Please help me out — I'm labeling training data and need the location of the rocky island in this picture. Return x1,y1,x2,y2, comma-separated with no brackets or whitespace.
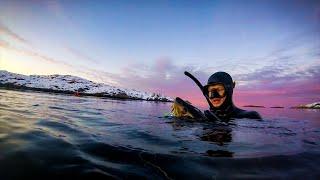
243,105,266,108
270,106,284,108
0,70,172,102
291,102,320,109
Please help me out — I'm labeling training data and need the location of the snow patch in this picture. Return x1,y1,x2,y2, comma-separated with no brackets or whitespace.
0,70,173,102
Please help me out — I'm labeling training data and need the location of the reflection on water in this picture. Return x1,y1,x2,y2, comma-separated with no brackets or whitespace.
0,89,320,179
200,126,232,146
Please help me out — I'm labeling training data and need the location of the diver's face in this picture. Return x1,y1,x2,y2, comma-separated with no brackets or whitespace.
208,84,226,108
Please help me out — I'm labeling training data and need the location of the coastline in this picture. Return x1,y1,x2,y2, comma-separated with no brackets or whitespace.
0,70,173,102
0,85,171,102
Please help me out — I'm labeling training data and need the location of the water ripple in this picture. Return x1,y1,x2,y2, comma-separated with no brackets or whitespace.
0,89,319,178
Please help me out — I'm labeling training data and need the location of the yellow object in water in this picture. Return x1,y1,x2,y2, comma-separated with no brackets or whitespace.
171,100,194,118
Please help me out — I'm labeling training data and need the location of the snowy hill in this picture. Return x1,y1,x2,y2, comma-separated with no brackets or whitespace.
0,70,172,102
292,102,320,109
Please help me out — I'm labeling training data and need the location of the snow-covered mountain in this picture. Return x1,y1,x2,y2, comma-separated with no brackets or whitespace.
292,102,320,109
0,70,172,102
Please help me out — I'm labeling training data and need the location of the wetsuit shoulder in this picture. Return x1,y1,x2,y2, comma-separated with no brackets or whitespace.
233,108,262,119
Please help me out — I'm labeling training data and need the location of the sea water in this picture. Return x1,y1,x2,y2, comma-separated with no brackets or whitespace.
0,89,319,179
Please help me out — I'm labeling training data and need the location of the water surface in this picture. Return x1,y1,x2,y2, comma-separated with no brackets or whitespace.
0,89,319,179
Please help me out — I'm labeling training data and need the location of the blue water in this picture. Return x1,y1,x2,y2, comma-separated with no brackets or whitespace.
0,89,319,179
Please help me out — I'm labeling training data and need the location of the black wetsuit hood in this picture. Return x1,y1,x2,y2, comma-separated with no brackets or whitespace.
203,72,235,119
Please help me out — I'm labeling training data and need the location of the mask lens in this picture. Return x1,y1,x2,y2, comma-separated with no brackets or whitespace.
208,89,225,99
217,89,225,96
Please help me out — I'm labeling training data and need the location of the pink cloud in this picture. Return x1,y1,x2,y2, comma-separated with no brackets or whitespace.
234,70,320,107
0,22,29,45
111,57,319,109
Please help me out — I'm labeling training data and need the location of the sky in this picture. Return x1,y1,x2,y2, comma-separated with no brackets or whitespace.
0,0,319,107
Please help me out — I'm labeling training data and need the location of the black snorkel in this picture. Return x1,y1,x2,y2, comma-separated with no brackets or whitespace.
184,71,221,121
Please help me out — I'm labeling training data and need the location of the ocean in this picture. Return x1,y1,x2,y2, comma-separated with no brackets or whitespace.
0,89,319,179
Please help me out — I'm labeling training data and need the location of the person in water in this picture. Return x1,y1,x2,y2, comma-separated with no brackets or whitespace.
203,72,261,120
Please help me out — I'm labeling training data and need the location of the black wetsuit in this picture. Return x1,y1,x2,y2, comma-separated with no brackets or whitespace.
203,72,261,120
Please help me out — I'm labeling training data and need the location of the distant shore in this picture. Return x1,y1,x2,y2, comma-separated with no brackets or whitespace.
0,84,172,102
243,103,320,109
0,70,173,102
243,105,265,108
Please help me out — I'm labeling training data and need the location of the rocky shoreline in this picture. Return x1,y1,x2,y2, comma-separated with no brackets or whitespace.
0,70,172,102
291,102,320,109
243,104,320,109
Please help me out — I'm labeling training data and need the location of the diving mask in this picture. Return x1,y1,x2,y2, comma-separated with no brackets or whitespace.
208,89,225,99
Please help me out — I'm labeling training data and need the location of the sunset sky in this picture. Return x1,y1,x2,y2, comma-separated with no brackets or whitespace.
0,0,319,107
